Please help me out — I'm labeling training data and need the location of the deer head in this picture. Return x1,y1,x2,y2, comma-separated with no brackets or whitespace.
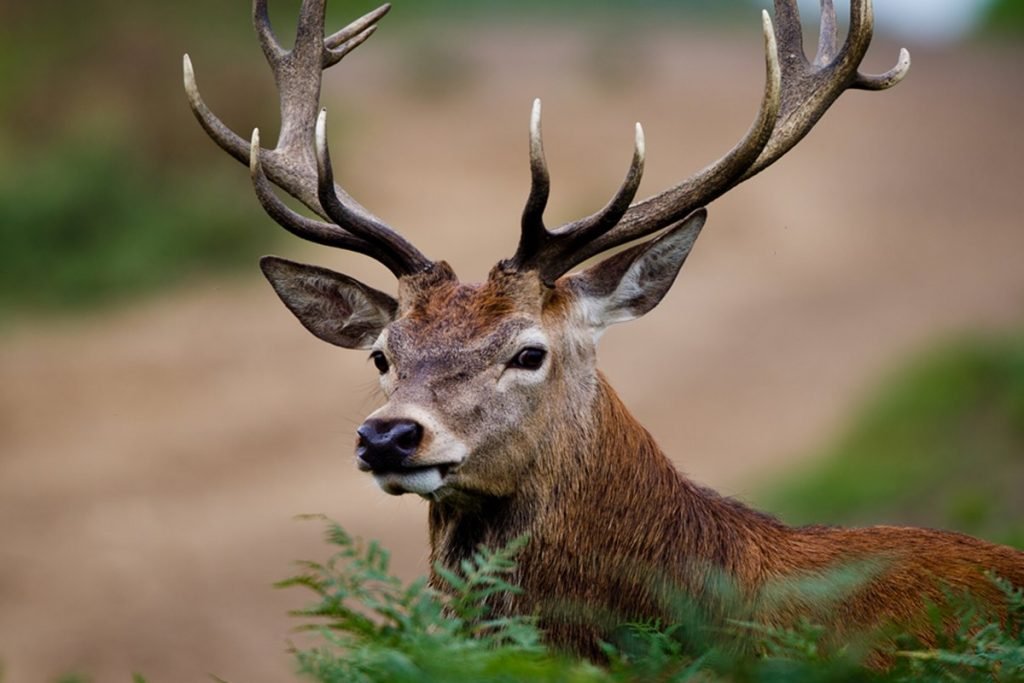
183,0,909,502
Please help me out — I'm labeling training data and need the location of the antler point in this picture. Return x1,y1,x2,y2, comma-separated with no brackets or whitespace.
530,100,544,141
315,109,332,179
249,129,263,173
761,10,777,52
182,53,195,82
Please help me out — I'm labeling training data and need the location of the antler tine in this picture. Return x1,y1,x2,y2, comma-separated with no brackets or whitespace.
274,0,329,158
512,101,647,284
565,11,782,266
253,0,286,65
249,129,410,277
772,0,805,65
854,48,911,91
842,0,873,67
326,3,390,48
315,111,433,276
844,0,910,93
325,25,380,67
743,0,909,178
814,0,839,66
185,1,433,277
558,121,645,245
518,99,552,260
541,0,910,272
183,55,251,167
325,3,391,66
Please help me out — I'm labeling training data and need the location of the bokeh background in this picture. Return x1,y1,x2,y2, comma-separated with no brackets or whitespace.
1,0,1022,680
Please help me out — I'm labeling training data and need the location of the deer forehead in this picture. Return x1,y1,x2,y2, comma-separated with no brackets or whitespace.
386,316,541,369
382,272,577,372
385,264,569,352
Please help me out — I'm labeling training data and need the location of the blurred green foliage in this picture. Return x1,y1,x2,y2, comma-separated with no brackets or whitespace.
0,130,269,320
984,0,1024,34
0,0,278,323
279,517,1024,682
759,332,1024,549
46,674,146,683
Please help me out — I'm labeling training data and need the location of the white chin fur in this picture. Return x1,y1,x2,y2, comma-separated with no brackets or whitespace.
374,468,445,496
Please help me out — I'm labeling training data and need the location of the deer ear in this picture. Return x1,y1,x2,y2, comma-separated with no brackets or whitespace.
567,209,706,331
259,256,398,350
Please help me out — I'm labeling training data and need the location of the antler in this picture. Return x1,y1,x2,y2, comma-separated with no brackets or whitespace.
183,0,433,277
512,0,910,285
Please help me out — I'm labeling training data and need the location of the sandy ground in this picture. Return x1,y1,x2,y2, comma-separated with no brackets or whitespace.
1,24,1023,682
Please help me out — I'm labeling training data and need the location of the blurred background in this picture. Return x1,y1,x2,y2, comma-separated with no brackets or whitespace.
1,0,1022,680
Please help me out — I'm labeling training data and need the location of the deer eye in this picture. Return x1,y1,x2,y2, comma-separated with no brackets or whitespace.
370,350,390,375
509,347,547,371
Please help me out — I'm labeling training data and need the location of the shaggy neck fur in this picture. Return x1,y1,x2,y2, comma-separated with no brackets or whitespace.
428,374,1024,659
428,373,787,655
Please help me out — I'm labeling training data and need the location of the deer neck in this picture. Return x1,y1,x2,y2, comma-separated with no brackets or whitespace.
427,372,784,588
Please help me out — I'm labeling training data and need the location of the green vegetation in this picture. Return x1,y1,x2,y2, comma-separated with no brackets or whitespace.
0,0,277,323
757,333,1024,549
0,130,270,321
47,674,148,683
984,0,1024,35
278,517,1023,682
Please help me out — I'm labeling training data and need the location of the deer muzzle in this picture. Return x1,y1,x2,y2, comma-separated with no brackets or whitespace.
355,407,469,496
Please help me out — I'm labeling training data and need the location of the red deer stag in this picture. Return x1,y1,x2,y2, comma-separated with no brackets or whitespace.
185,0,1024,659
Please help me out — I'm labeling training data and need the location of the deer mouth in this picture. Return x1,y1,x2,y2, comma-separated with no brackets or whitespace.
370,463,457,496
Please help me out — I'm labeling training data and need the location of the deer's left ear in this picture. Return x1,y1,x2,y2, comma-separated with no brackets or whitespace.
566,208,706,331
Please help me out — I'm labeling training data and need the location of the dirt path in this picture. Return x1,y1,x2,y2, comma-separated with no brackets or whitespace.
2,29,1023,682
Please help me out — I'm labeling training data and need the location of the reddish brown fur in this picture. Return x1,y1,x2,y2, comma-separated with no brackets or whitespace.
398,262,551,323
271,255,1024,660
264,198,1024,664
428,363,1024,660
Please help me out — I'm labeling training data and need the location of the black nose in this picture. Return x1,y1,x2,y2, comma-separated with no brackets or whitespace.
356,418,424,471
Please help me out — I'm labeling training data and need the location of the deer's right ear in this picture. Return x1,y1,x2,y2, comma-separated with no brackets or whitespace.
566,209,706,333
259,256,398,350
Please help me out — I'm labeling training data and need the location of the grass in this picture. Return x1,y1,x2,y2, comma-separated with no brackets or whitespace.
756,332,1024,549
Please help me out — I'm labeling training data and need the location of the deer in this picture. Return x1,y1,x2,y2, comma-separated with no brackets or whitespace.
184,0,1024,662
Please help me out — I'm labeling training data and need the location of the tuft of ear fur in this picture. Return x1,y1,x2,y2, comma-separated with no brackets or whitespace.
566,208,706,331
260,256,398,349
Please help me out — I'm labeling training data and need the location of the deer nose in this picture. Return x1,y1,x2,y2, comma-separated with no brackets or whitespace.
356,418,424,471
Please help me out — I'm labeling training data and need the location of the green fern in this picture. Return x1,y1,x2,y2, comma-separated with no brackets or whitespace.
893,574,1024,680
279,517,600,682
277,518,1024,683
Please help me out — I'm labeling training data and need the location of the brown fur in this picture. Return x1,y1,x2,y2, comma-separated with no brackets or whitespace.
270,255,1024,661
425,324,1024,660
